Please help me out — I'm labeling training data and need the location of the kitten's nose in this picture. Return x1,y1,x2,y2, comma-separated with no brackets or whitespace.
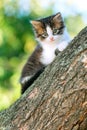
50,37,54,41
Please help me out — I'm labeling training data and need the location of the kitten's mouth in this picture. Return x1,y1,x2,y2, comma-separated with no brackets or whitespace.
50,37,55,42
50,39,55,42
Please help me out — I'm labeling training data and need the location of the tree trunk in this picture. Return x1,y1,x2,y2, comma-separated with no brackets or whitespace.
0,27,87,130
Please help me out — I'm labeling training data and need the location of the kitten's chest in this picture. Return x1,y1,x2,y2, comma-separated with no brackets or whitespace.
40,45,56,65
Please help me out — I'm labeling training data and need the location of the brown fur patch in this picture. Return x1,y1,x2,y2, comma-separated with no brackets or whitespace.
31,20,45,36
37,27,45,36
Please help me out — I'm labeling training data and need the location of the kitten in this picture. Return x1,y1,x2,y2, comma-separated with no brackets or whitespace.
20,12,70,94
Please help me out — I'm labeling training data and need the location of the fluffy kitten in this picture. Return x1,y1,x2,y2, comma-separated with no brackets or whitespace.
20,12,70,94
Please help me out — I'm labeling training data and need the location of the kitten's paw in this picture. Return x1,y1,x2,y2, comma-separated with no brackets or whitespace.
55,49,60,56
20,76,32,84
57,41,69,51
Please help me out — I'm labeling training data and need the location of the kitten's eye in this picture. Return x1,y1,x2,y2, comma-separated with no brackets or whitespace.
42,32,48,38
53,28,59,35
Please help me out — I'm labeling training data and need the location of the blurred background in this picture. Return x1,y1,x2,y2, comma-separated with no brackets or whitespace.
0,0,87,111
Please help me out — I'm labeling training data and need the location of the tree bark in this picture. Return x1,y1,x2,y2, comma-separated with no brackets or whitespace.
0,27,87,130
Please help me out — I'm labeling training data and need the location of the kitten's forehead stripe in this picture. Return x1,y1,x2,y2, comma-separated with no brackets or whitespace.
46,26,52,36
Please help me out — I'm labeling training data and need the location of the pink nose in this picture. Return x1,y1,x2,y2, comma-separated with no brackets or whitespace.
50,37,54,41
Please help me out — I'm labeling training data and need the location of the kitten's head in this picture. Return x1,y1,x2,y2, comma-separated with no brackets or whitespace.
31,12,65,45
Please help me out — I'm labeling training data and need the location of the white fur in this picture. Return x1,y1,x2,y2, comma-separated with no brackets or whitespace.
46,26,53,37
56,28,71,51
20,76,32,84
40,44,56,65
37,26,71,65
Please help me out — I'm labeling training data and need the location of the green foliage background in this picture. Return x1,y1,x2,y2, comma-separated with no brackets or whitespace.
0,0,85,110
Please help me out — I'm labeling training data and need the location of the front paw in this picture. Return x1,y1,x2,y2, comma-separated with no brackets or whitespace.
55,49,60,56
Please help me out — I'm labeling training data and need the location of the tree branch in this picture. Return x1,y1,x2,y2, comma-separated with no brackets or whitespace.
0,26,87,130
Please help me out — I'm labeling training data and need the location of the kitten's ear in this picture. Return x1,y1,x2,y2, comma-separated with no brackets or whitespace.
53,12,63,22
30,20,42,29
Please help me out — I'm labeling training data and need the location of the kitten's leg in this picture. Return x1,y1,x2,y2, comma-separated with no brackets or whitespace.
20,67,45,94
20,45,44,94
20,75,32,84
20,75,33,94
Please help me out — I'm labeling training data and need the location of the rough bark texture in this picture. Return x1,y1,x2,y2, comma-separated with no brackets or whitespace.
0,27,87,130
